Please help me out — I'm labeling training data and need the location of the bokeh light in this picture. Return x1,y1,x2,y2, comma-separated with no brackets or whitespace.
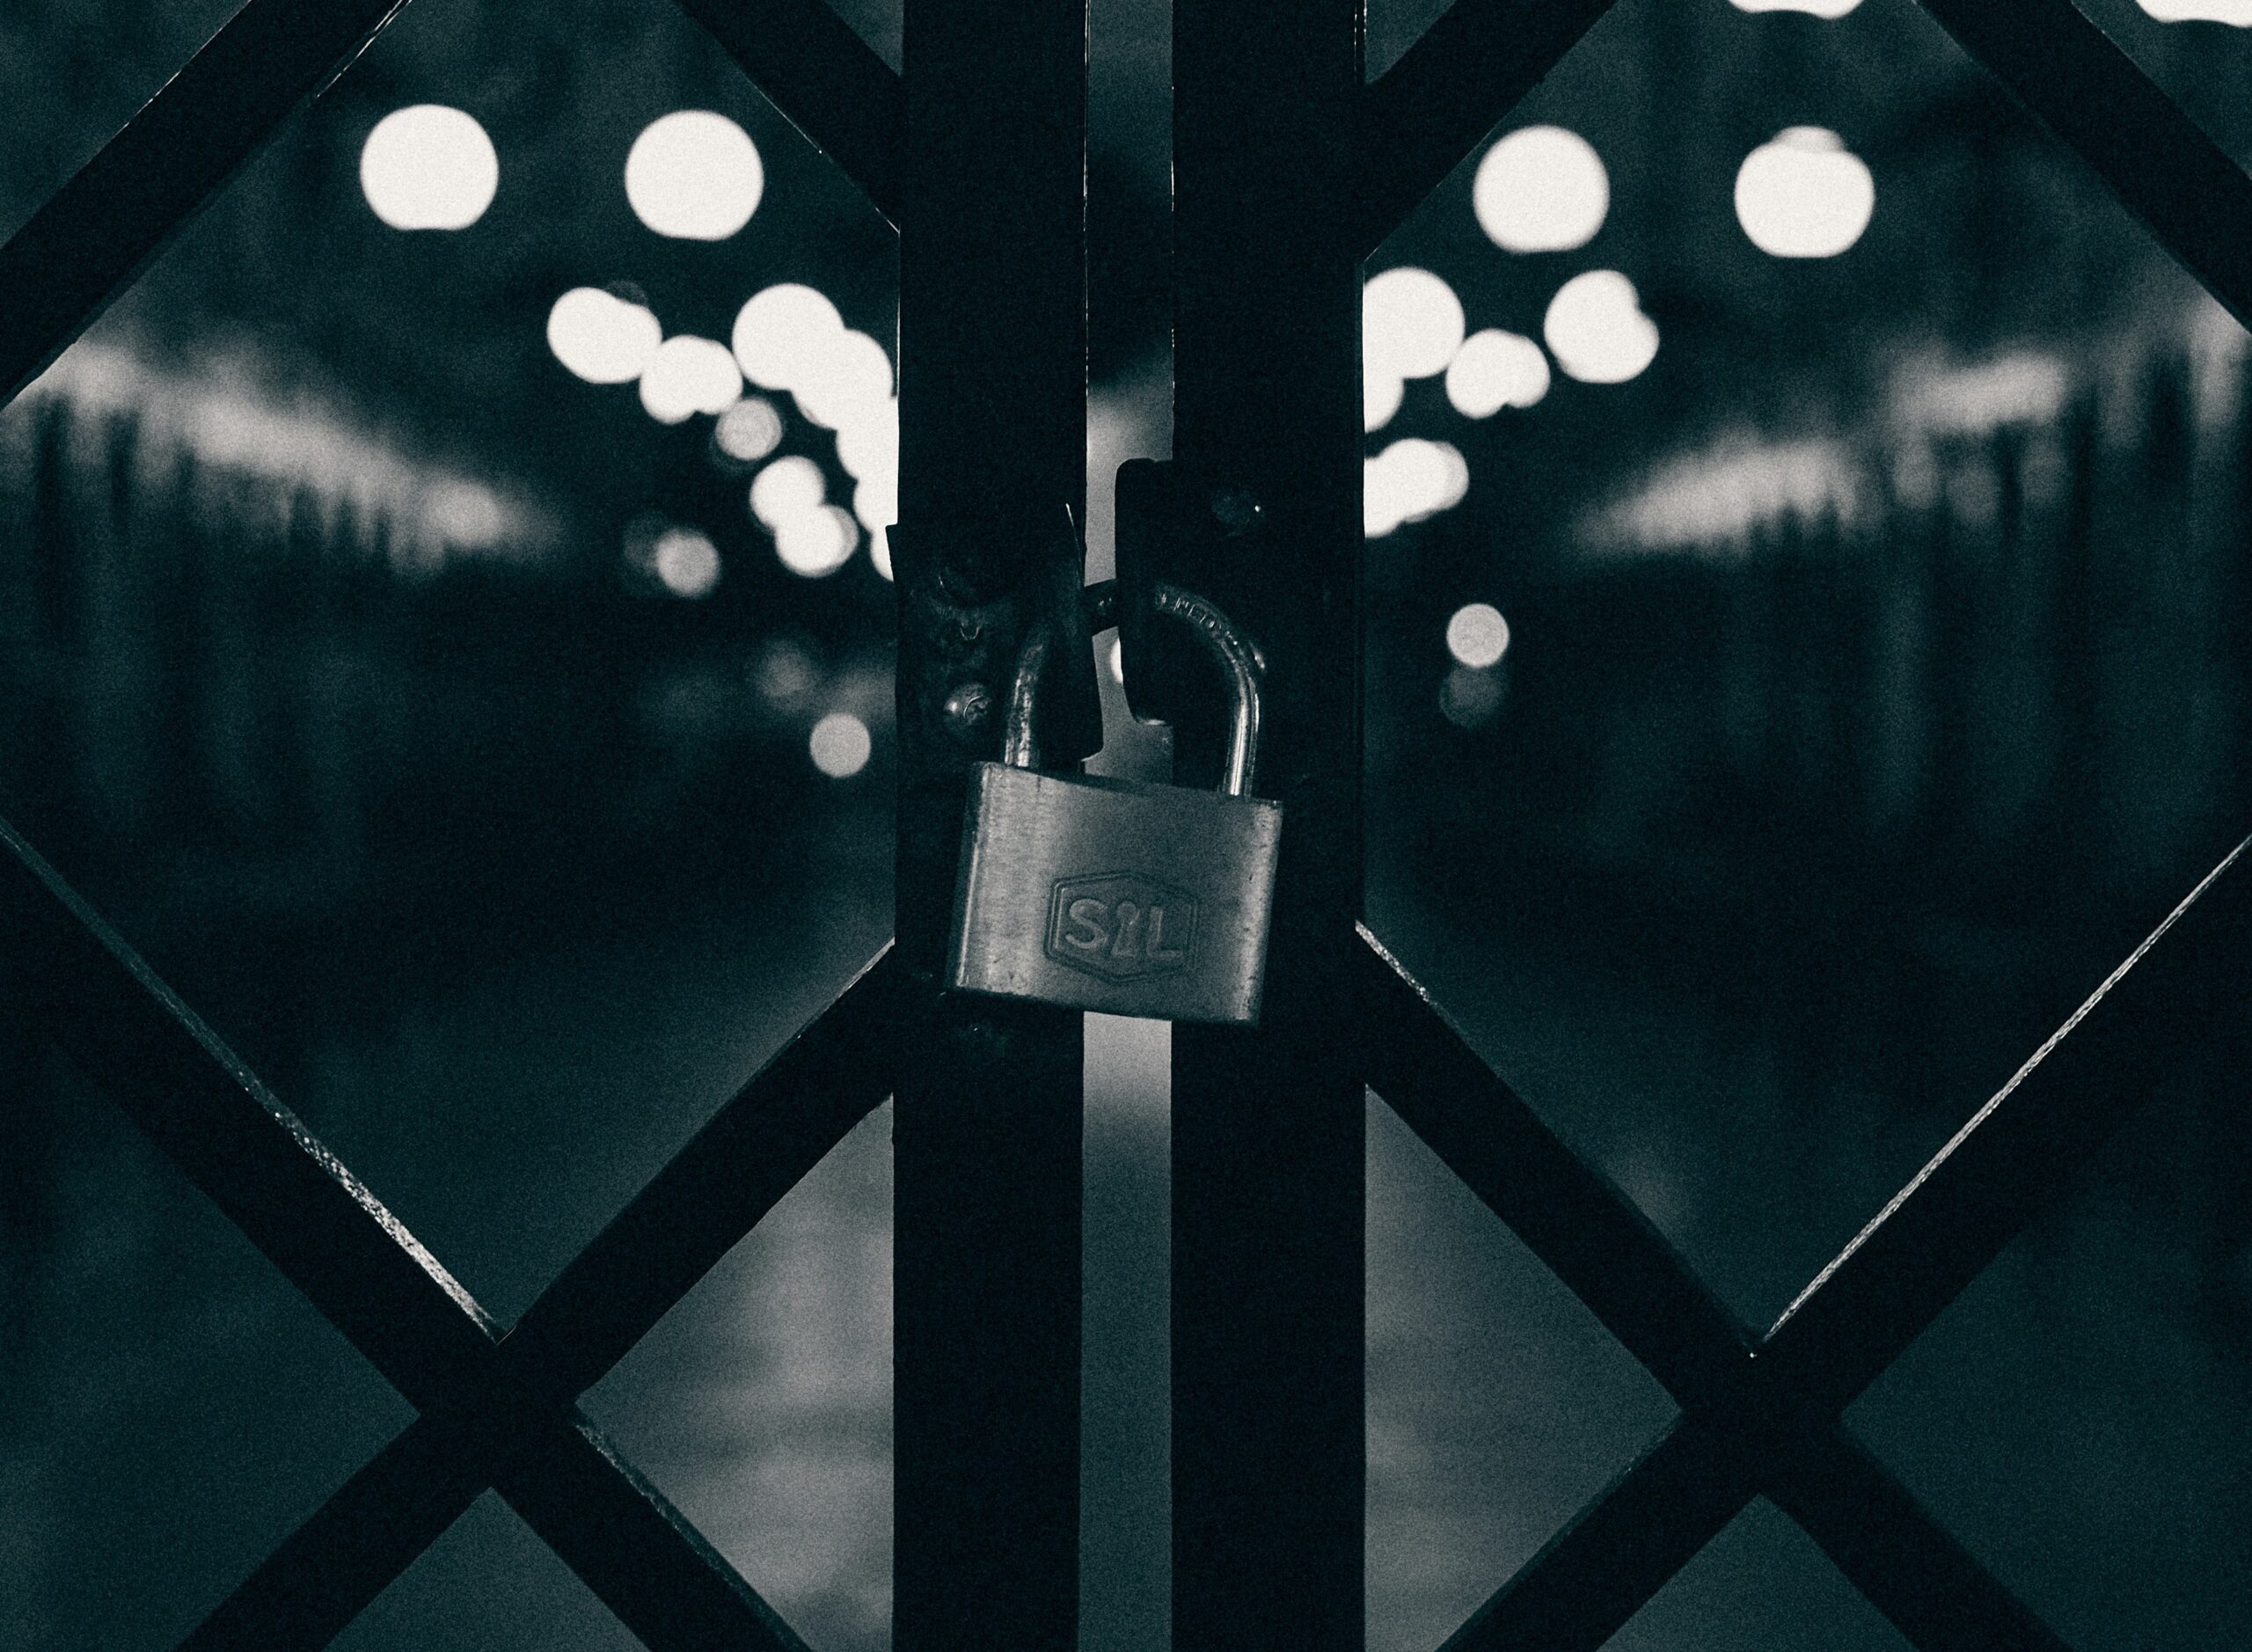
1473,126,1609,253
639,336,742,424
713,397,786,463
1365,372,1405,434
1364,268,1466,382
809,712,873,778
1365,439,1469,538
1735,128,1875,258
750,637,820,710
1729,0,1861,13
1440,666,1505,729
1445,603,1511,669
777,508,855,577
836,399,899,480
360,106,497,231
733,284,846,391
750,455,826,527
794,330,894,430
1543,271,1660,384
854,472,898,535
625,111,763,240
1446,330,1550,417
2136,0,2252,17
546,288,662,384
651,526,721,598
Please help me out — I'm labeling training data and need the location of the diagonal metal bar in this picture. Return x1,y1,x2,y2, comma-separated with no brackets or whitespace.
0,812,495,1409
500,942,900,1400
1915,0,2252,333
1770,1427,2072,1652
0,813,887,1646
0,0,411,408
494,1417,818,1652
1354,920,2104,1648
672,0,904,226
179,939,894,1647
1764,832,2252,1413
1354,924,1751,1409
1356,0,1618,258
1438,1413,1758,1652
180,1416,485,1652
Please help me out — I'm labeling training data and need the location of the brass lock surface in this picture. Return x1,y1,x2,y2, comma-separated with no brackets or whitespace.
946,583,1283,1025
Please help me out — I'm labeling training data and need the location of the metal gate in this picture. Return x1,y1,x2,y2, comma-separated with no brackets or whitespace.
2,0,2247,1648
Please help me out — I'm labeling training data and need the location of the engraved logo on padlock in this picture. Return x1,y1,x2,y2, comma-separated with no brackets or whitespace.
1047,874,1198,980
946,582,1281,1026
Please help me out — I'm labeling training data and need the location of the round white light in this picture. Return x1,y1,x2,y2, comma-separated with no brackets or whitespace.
625,111,763,240
1735,128,1875,259
1365,371,1405,434
809,712,873,778
750,455,826,527
713,397,785,463
836,398,899,481
1446,330,1550,417
651,526,721,598
1445,603,1510,669
1543,271,1659,385
360,106,498,231
2136,0,2252,18
546,288,662,384
1473,126,1609,253
776,507,854,577
868,525,894,581
854,472,898,533
732,284,845,391
1365,438,1469,539
794,330,894,430
1729,0,1862,14
639,335,742,424
1364,267,1466,381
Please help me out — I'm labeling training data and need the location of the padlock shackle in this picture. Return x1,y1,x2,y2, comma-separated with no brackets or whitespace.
1003,580,1263,796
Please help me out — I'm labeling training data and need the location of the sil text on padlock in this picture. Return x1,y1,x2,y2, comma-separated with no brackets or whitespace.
946,583,1282,1026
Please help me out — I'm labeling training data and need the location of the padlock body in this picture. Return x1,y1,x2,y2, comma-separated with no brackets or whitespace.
947,764,1282,1025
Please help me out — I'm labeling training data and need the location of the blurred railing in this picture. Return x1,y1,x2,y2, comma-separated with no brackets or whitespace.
0,388,892,946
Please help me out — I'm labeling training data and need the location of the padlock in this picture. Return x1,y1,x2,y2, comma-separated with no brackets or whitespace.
947,582,1283,1025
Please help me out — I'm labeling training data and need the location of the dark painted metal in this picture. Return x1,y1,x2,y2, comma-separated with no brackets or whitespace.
0,814,497,1409
1765,832,2252,1411
0,0,412,407
891,0,1086,1645
492,1419,815,1652
501,944,901,1399
671,0,904,225
1356,0,1620,258
179,1418,483,1652
1770,1428,2072,1652
1362,823,2252,1650
0,811,896,1645
1440,1416,1760,1652
1915,0,2252,333
172,952,895,1644
1356,925,1752,1408
1167,1,1366,1645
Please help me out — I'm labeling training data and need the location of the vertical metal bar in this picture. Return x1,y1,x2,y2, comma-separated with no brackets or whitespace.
1168,1,1365,1645
892,1,1087,1647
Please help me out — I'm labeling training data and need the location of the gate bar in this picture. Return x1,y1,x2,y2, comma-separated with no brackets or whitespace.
0,0,410,405
1168,0,1367,1644
892,0,1088,1645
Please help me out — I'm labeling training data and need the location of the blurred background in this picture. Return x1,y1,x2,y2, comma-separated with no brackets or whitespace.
3,0,2250,1646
